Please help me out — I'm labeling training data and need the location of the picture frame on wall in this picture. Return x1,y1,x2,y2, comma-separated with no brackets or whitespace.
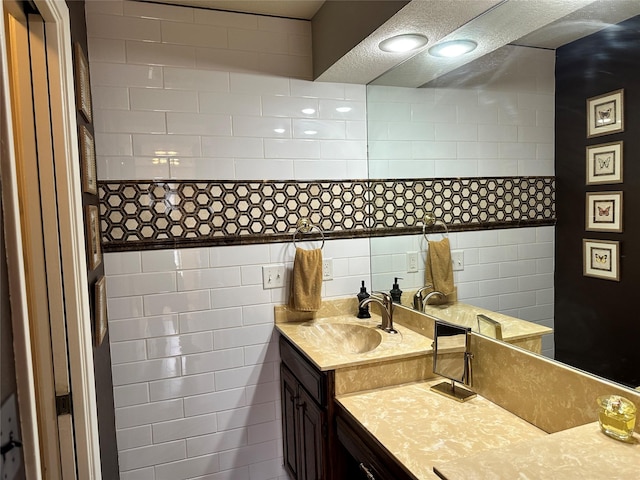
79,124,97,195
85,205,102,270
587,89,624,138
586,141,623,185
586,191,622,233
74,42,93,123
94,276,108,347
583,238,620,281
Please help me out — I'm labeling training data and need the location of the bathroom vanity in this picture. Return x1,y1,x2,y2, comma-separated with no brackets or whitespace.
275,298,639,480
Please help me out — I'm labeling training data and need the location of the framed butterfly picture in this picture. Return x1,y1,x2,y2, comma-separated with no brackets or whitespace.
583,239,620,281
586,191,622,232
587,89,624,138
586,141,623,185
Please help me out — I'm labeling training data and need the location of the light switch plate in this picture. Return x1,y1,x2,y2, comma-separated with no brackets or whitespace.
262,264,285,289
322,258,333,280
451,250,464,271
1,394,22,480
407,251,419,273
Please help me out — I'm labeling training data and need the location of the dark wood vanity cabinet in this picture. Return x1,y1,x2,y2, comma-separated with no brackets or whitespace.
280,336,337,480
281,364,326,480
279,334,409,480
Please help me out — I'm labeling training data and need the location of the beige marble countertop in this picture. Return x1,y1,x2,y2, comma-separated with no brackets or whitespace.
421,302,552,342
336,380,547,480
433,422,640,479
275,314,433,371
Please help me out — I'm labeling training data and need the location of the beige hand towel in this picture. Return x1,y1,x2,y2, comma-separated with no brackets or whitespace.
289,247,323,312
425,237,455,304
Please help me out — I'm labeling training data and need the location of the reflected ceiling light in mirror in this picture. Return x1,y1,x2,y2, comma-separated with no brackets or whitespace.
303,130,318,135
379,33,428,53
429,39,477,57
336,106,352,113
301,108,316,115
273,128,286,134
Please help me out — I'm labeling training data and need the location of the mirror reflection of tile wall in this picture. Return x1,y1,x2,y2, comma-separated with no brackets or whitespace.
367,46,556,358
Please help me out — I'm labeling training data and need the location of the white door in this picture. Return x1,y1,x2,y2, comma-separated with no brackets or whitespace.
3,2,75,478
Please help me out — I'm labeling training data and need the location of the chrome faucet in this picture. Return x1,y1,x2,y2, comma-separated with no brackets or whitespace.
359,291,398,334
413,285,434,310
413,287,445,312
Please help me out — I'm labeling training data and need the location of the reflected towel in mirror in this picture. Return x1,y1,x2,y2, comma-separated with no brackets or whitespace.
289,247,323,312
425,237,455,304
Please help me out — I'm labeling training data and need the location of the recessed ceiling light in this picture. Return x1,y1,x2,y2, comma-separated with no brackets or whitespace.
429,39,477,58
379,33,428,53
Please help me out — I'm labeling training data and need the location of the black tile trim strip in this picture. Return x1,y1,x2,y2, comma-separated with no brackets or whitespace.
99,177,555,252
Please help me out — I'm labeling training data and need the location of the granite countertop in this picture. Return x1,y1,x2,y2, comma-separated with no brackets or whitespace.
336,380,548,480
433,422,640,479
421,302,552,342
275,314,433,371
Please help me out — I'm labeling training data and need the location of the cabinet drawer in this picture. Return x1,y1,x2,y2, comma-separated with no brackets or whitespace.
279,335,327,407
336,414,415,480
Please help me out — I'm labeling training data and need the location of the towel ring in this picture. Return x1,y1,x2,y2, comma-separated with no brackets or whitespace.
292,218,325,249
422,213,449,242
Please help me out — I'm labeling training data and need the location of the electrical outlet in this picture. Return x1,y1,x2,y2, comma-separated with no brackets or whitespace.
407,251,418,273
1,394,22,480
322,258,333,280
262,264,285,289
451,250,464,271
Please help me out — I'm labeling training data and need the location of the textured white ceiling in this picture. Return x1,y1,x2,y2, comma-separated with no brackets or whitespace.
314,0,503,84
369,0,640,87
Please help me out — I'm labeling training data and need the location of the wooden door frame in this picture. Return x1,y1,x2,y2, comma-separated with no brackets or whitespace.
0,0,101,478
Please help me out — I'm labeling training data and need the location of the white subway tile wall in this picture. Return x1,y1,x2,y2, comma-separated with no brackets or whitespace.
88,1,554,478
87,0,367,183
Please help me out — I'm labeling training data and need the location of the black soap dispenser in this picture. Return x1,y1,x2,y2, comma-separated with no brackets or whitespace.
357,280,371,318
390,277,403,304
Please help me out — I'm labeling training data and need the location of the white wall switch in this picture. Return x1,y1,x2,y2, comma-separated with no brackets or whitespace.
407,251,419,273
322,258,333,280
262,264,285,289
451,250,464,271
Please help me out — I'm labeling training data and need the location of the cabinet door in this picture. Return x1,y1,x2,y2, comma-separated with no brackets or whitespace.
297,386,326,480
281,365,300,479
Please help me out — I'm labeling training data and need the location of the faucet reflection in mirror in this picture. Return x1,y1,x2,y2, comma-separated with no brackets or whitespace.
413,286,445,311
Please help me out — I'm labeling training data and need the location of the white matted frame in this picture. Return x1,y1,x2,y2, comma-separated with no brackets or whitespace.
73,41,92,123
586,141,623,185
586,191,623,233
94,276,107,347
587,89,624,138
583,239,620,281
79,124,97,194
85,205,102,270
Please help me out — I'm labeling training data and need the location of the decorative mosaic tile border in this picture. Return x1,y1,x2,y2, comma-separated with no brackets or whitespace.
99,177,555,252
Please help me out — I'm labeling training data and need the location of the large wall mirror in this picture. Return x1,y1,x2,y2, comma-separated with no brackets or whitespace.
365,1,640,389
